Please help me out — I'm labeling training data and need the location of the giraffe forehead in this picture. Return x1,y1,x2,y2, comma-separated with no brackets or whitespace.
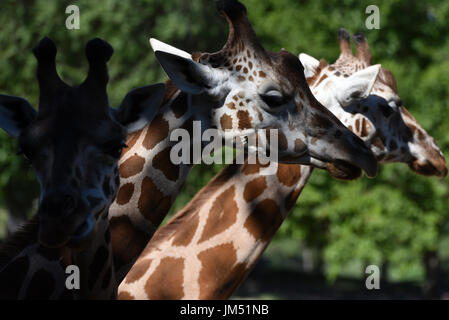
20,115,125,149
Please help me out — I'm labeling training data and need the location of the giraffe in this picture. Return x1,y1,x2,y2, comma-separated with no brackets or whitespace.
0,37,166,299
109,0,377,282
301,29,447,177
117,29,447,300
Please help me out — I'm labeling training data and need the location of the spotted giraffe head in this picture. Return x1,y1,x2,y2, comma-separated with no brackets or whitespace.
0,38,166,248
300,29,447,178
150,0,378,178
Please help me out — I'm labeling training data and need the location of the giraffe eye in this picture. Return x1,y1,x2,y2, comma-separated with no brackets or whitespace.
260,91,287,108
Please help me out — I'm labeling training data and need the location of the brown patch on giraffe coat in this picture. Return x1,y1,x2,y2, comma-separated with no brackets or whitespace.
119,154,146,179
378,68,398,93
355,119,361,133
278,131,288,151
227,102,236,110
305,59,329,86
153,147,180,182
277,164,302,187
110,215,151,272
259,71,267,78
361,118,371,137
198,243,243,299
118,290,135,300
372,130,386,150
199,186,238,243
316,74,328,86
237,110,252,130
244,199,282,242
145,257,185,300
115,183,134,205
242,163,261,175
294,139,306,153
372,136,385,149
122,129,143,156
142,114,169,150
163,79,181,103
220,114,233,130
138,176,172,225
171,213,200,246
125,259,152,284
243,177,267,202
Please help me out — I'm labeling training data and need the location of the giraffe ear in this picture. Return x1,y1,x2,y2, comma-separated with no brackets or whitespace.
299,53,320,78
149,38,192,60
154,51,216,95
336,64,381,107
0,95,37,138
114,83,166,134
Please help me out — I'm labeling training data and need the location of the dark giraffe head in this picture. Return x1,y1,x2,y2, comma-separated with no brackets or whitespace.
0,37,166,248
150,0,378,178
300,29,447,178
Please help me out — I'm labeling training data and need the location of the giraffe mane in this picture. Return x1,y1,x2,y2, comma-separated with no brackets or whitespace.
0,216,39,268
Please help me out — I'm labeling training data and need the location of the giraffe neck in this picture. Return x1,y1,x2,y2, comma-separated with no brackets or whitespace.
109,81,225,281
118,162,314,300
0,208,117,300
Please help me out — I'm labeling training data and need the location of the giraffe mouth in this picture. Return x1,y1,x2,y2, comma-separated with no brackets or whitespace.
325,160,363,181
309,157,364,180
72,213,95,241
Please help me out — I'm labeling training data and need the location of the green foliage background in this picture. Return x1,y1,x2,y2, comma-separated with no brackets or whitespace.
0,0,448,287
